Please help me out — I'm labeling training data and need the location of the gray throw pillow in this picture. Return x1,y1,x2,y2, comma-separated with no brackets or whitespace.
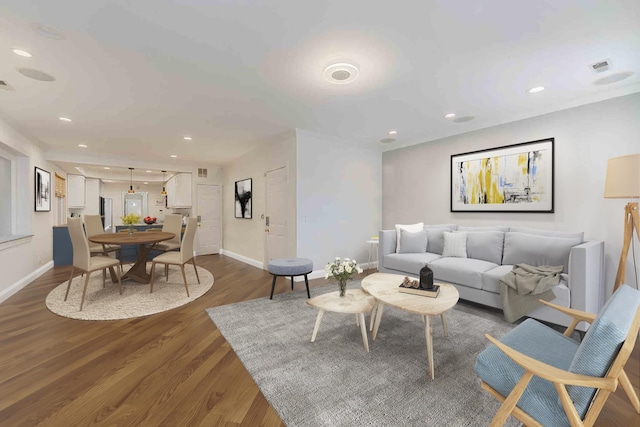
502,232,582,273
466,231,505,264
398,229,428,253
424,226,457,254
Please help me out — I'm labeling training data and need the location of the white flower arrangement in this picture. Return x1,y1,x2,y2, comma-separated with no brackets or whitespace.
324,257,363,283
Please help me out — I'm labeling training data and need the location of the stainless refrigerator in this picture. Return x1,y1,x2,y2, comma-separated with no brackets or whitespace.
101,197,113,232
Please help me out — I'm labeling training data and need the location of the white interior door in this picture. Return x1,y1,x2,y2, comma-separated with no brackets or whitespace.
265,167,287,264
196,184,221,255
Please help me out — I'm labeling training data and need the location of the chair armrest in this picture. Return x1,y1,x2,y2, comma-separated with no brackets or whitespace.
538,300,597,336
484,334,617,391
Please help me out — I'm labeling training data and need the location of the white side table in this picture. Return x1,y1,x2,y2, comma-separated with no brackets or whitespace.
366,239,379,271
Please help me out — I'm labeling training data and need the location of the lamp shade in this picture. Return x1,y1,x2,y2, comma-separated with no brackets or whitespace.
604,154,640,199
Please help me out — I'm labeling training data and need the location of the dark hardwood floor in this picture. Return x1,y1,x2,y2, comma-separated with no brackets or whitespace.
0,254,638,426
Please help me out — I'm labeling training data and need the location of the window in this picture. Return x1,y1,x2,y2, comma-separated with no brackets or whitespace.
0,142,30,248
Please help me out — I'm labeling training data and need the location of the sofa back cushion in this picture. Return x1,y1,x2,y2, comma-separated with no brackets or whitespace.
509,226,584,242
424,224,458,255
459,226,510,232
502,232,581,273
466,231,505,265
567,285,640,417
398,229,428,253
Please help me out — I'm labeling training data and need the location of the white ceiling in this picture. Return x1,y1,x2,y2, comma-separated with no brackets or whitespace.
1,0,639,180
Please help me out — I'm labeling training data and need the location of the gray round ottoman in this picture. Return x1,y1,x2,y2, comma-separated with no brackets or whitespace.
268,258,313,299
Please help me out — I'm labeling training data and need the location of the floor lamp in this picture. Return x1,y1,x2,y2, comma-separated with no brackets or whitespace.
604,153,640,292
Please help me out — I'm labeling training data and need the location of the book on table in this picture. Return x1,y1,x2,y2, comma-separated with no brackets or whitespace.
398,283,440,298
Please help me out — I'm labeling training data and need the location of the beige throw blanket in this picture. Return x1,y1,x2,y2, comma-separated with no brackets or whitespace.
499,264,563,323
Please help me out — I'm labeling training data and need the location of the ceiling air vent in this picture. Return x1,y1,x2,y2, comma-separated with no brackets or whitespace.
198,168,208,178
0,80,15,91
590,59,611,73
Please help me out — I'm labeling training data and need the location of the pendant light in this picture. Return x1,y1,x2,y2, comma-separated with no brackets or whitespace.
161,170,167,195
128,168,135,193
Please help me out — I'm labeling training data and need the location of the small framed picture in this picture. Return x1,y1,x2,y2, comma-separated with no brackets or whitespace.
35,167,51,212
235,178,252,219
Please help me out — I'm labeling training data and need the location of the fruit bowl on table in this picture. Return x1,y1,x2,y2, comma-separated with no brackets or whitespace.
143,217,157,225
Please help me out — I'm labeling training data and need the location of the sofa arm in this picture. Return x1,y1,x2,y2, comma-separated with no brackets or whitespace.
568,240,604,319
378,230,397,267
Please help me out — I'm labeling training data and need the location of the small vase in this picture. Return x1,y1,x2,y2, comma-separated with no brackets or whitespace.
128,225,135,236
338,279,347,297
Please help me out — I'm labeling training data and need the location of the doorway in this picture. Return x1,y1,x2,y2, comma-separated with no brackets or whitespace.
195,184,222,255
265,167,287,265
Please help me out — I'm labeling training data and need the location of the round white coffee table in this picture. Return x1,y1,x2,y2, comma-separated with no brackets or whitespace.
361,272,459,379
306,289,376,352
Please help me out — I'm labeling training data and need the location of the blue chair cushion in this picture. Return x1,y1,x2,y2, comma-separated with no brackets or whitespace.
475,318,580,427
567,285,640,417
268,258,313,276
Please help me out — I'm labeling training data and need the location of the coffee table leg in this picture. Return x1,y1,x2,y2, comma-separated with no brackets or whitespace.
441,313,448,337
372,302,385,341
359,313,369,352
369,303,378,331
424,315,434,380
311,310,324,342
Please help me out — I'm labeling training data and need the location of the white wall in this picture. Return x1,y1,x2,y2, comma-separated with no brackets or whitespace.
382,92,640,296
0,116,58,301
296,129,382,272
222,131,297,267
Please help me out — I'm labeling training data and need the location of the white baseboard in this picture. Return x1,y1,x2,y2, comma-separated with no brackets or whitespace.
220,249,264,270
0,260,54,304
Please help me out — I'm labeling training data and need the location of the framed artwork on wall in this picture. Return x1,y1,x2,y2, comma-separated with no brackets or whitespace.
35,167,52,212
235,178,252,219
450,138,554,213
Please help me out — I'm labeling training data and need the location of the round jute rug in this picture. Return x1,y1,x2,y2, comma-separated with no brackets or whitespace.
46,264,213,321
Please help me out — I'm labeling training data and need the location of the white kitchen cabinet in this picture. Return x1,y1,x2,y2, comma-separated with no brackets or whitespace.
166,173,192,208
67,174,86,208
84,178,102,215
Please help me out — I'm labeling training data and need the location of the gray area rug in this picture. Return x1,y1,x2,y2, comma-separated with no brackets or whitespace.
207,282,518,426
47,264,213,320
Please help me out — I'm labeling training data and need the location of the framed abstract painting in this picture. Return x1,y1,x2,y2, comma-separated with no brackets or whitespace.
235,178,252,218
451,138,554,213
35,167,51,212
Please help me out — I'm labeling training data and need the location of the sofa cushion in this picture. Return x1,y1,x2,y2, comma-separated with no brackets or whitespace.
502,232,581,273
395,222,424,253
509,226,584,242
383,252,442,275
423,224,457,255
442,231,468,258
475,318,580,427
466,231,505,265
398,229,428,253
429,257,497,289
567,285,640,418
459,226,510,232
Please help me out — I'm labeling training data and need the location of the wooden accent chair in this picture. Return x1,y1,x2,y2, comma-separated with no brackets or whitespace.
149,217,199,297
84,214,123,272
475,284,640,426
65,217,123,311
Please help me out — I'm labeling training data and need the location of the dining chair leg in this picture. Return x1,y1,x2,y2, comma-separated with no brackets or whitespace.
165,264,169,281
64,266,76,301
191,258,200,284
116,268,123,295
150,262,156,293
102,269,106,288
180,265,190,297
79,271,92,311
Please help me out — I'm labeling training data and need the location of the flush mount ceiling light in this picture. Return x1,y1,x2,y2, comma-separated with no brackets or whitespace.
444,113,456,119
323,62,359,84
128,168,135,194
12,48,32,57
528,86,545,94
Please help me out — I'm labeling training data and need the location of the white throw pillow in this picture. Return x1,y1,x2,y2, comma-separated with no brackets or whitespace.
395,222,424,253
442,231,468,258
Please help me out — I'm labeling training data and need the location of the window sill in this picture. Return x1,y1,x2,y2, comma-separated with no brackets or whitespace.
0,235,33,251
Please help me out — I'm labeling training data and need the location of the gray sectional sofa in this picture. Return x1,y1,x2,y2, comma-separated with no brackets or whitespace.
378,224,604,331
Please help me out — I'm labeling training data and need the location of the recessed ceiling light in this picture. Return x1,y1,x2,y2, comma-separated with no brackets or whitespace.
78,144,88,148
170,155,177,158
183,136,192,141
59,117,72,122
388,130,397,135
17,67,55,81
323,62,359,84
146,170,152,173
104,167,110,170
528,86,545,94
143,182,149,185
12,49,32,58
444,113,456,119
